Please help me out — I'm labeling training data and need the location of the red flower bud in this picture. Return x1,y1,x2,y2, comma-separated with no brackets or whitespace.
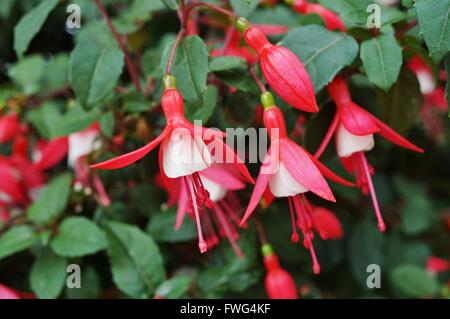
0,113,22,144
238,19,318,113
312,206,343,240
262,245,298,299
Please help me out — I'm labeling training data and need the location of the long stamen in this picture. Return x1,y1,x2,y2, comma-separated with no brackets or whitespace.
358,152,386,232
306,233,321,275
288,197,299,243
214,204,244,258
185,176,208,253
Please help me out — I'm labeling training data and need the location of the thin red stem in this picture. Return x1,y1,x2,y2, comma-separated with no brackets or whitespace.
358,152,386,232
94,0,141,92
186,2,238,19
396,20,418,37
314,113,339,159
165,29,187,75
249,66,267,93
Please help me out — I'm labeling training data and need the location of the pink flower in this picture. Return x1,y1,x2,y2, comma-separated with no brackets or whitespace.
0,284,20,299
289,0,346,32
92,75,253,253
311,206,343,240
0,113,23,144
315,76,424,231
241,92,354,273
426,256,450,274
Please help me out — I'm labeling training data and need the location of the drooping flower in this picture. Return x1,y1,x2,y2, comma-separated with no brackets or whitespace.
163,164,251,257
315,76,424,231
426,256,450,274
241,92,354,273
68,123,110,207
262,244,298,299
311,206,343,240
287,0,346,32
236,17,318,113
92,75,253,253
0,284,20,299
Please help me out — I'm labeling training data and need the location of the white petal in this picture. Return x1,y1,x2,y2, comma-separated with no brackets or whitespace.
200,175,227,202
68,128,101,167
336,124,375,158
0,191,13,204
162,128,211,178
269,162,308,197
416,71,436,94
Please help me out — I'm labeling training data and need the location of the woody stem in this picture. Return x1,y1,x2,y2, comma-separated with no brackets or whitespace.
94,0,142,92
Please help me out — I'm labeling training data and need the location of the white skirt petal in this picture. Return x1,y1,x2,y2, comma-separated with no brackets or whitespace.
336,124,375,158
163,128,212,178
269,162,308,198
68,129,101,167
200,175,227,202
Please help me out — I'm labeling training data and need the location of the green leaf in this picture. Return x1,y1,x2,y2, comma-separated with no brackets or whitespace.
390,264,440,298
348,220,384,286
155,276,192,299
42,53,69,91
209,56,247,72
318,0,406,29
416,0,450,63
65,266,101,299
30,252,67,299
361,33,402,91
161,35,209,105
147,207,197,242
282,25,359,92
105,221,166,298
377,69,422,134
9,55,46,95
13,0,59,58
51,217,108,257
185,85,218,122
54,103,100,137
28,173,73,225
230,0,259,17
100,111,115,138
249,6,298,27
0,225,38,260
69,37,124,110
27,102,63,139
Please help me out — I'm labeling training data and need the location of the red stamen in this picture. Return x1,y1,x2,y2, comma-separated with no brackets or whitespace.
288,197,299,243
184,175,208,253
358,152,386,232
214,205,244,258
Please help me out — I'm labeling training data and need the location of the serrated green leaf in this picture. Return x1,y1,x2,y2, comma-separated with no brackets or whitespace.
105,221,165,298
0,225,38,260
69,37,124,110
360,33,403,91
100,111,115,138
161,35,209,105
28,173,73,225
185,85,218,122
282,25,359,91
51,217,108,257
14,0,59,58
390,264,440,298
416,0,450,63
30,252,67,299
147,207,197,242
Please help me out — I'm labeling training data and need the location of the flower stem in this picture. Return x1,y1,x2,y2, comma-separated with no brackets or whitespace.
186,1,239,20
165,29,187,75
94,0,142,93
314,113,339,159
396,20,418,37
249,66,267,93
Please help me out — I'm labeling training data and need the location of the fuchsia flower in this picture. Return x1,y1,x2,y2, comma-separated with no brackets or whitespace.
315,76,424,231
68,124,110,207
92,75,253,253
236,17,318,113
241,92,354,273
0,113,23,144
262,244,298,299
426,256,450,274
0,284,20,299
163,164,251,257
288,0,346,32
311,206,343,240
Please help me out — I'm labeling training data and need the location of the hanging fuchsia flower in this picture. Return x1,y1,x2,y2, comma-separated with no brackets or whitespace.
92,75,253,253
236,17,318,113
0,113,23,144
163,164,251,257
287,0,346,32
262,244,298,299
68,124,110,207
426,256,450,274
241,92,353,273
0,284,20,299
314,76,424,231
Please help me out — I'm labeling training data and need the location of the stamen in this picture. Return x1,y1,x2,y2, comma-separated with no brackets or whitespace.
288,197,299,243
185,176,208,253
306,233,321,275
214,205,244,258
358,152,386,232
